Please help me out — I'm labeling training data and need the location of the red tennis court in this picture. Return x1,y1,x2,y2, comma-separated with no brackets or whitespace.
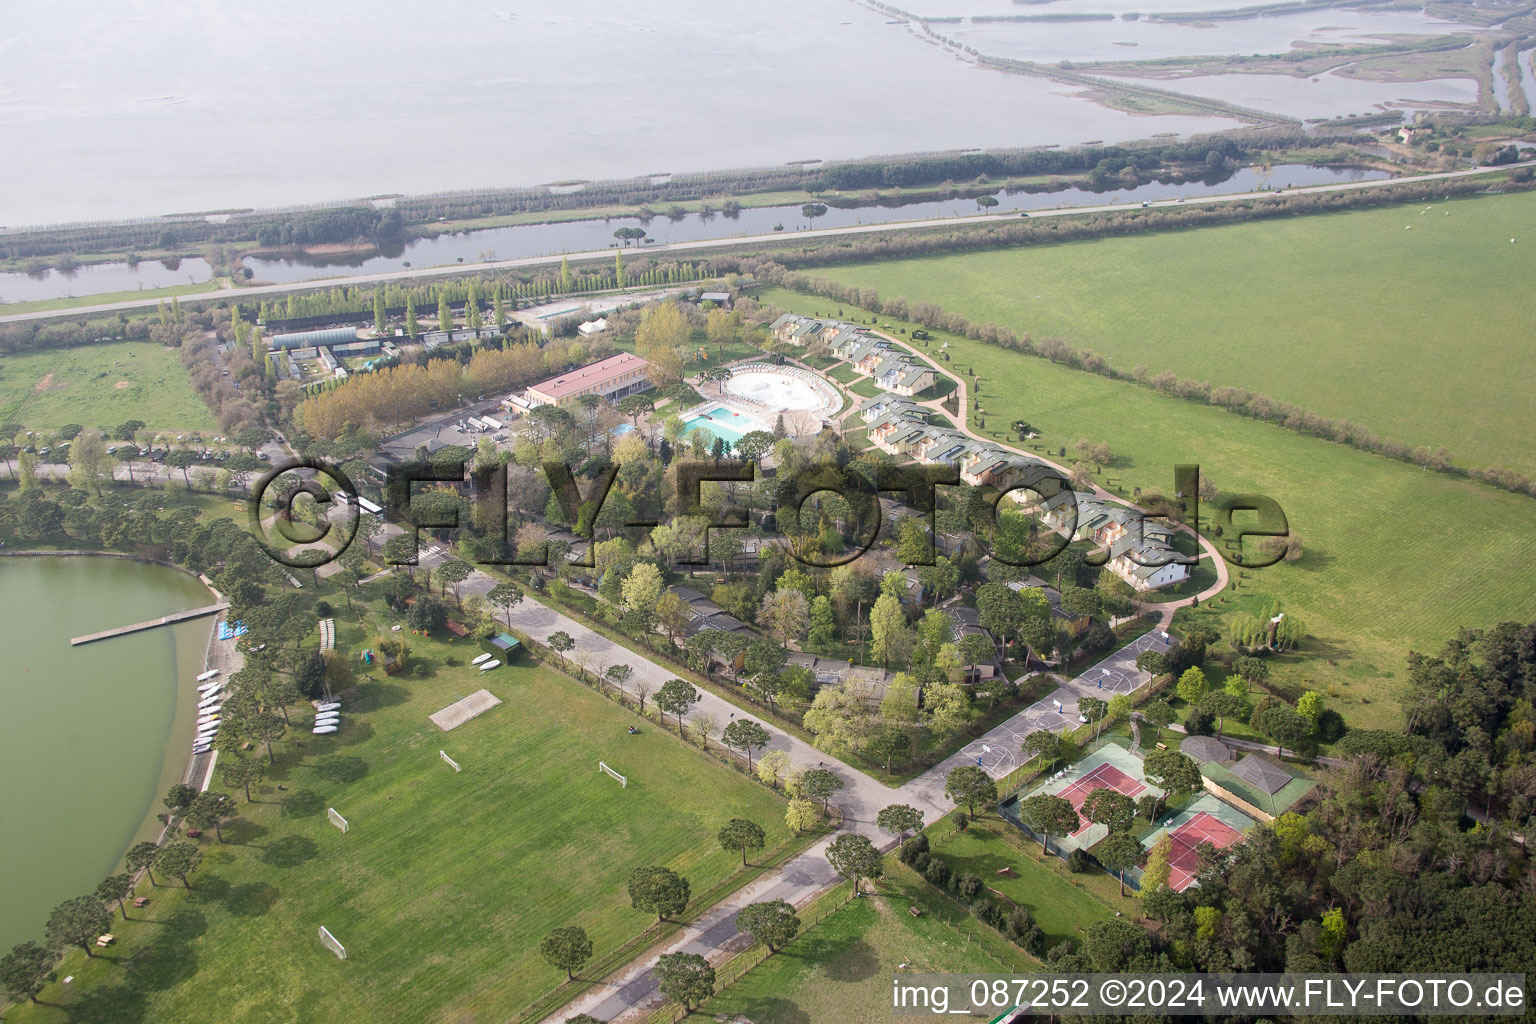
1057,762,1147,836
1165,811,1245,891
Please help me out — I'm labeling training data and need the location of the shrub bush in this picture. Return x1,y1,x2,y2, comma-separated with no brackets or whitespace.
924,858,951,887
1067,849,1092,873
954,872,983,901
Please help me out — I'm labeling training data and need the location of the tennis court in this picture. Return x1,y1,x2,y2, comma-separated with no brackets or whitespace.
1058,762,1148,836
1002,742,1165,854
1141,795,1255,892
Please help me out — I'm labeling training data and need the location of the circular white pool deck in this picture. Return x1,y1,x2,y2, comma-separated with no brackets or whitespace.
722,364,841,416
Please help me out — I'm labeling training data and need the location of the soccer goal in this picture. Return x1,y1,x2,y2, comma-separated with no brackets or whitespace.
327,808,349,833
318,925,347,960
598,761,627,788
440,750,461,773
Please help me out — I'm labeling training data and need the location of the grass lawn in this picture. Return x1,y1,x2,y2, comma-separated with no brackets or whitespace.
11,610,793,1024
694,870,1034,1024
782,190,1536,475
0,280,222,316
0,341,215,434
765,287,1536,730
925,814,1133,945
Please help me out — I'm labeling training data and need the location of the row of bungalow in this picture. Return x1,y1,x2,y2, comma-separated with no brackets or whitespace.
860,395,1191,592
770,314,936,397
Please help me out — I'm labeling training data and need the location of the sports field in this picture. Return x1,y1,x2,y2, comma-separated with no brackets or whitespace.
794,190,1536,475
10,639,791,1024
0,341,215,433
763,287,1536,729
699,872,1036,1024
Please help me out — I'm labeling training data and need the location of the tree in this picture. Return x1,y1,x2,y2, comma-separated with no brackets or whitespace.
826,833,882,896
722,719,770,773
186,790,234,843
548,630,575,670
867,726,912,772
737,899,800,953
1143,699,1176,742
1022,729,1065,772
718,818,767,866
1096,830,1143,896
539,926,593,981
0,941,53,1004
1140,834,1173,894
1296,690,1325,724
1143,748,1202,796
1176,666,1210,705
654,952,715,1012
801,767,844,813
628,865,689,922
757,588,810,648
45,895,111,957
154,841,202,889
163,782,196,820
755,749,791,789
485,582,525,628
620,562,664,613
1081,788,1136,834
1198,691,1247,741
96,873,134,920
436,558,472,607
218,755,265,803
1018,793,1080,853
68,429,110,496
877,804,925,843
945,765,998,818
655,679,702,736
868,592,908,669
125,841,159,886
786,797,819,833
1079,695,1108,741
1254,703,1313,758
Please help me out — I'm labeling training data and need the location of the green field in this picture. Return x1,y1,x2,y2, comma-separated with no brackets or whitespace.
0,342,215,434
794,190,1536,476
697,869,1034,1024
764,287,1536,730
925,815,1132,944
11,630,793,1024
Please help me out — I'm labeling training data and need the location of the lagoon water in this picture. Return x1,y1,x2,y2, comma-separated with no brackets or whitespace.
0,557,211,951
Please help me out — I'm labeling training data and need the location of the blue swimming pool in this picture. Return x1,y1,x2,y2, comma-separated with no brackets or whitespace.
679,404,766,446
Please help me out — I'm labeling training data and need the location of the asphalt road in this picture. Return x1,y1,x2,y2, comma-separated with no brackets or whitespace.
2,161,1524,327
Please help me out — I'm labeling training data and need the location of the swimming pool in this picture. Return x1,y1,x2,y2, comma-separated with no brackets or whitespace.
679,403,767,446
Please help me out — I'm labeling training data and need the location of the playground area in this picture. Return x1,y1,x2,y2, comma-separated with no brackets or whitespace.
1139,794,1254,892
1002,742,1163,855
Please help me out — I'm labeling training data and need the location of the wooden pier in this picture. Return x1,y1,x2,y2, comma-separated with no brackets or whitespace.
70,602,230,646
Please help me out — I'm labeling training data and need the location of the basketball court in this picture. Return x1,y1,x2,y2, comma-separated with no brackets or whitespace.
954,690,1079,778
1066,629,1172,697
